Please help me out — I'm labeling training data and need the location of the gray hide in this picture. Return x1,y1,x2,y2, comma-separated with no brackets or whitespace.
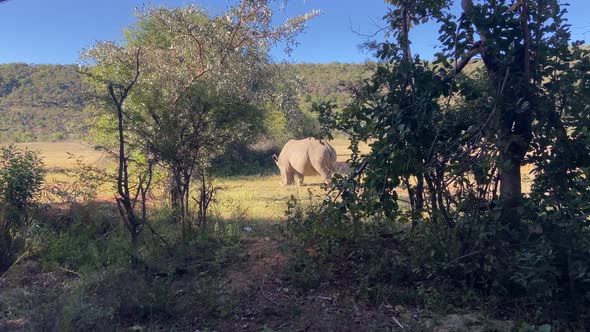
272,138,337,186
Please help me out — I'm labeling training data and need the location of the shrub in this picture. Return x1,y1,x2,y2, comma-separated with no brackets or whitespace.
40,203,132,274
0,145,45,210
212,140,280,176
0,145,44,271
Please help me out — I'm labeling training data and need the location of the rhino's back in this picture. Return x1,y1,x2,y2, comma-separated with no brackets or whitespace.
279,138,336,175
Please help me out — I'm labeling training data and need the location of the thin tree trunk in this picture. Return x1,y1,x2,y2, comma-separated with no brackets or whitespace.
415,174,424,212
499,156,522,199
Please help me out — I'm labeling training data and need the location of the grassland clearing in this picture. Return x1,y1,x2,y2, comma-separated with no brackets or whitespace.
10,139,360,219
14,142,107,170
7,139,533,219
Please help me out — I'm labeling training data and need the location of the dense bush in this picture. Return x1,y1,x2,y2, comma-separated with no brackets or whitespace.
212,141,280,177
283,196,590,328
0,145,44,271
40,211,131,274
284,0,590,327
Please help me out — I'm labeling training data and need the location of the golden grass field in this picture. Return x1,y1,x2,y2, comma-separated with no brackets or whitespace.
8,139,533,221
15,142,112,185
10,140,360,222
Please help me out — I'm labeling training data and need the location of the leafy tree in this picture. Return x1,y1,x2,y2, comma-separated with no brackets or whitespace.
321,0,587,226
313,0,590,317
83,1,319,239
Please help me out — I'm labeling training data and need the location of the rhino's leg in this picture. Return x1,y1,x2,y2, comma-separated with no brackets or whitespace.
296,173,305,186
318,171,331,183
286,169,296,186
313,164,332,183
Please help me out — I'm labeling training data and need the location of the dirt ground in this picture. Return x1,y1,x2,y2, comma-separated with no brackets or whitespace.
0,230,515,332
214,236,514,332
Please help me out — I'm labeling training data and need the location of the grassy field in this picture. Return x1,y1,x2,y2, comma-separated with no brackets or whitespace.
9,140,355,221
14,142,107,170
13,141,112,185
7,140,533,221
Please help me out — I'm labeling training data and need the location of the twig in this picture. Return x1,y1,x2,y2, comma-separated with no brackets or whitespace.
444,250,483,267
392,315,405,329
144,219,171,248
59,266,81,277
259,274,280,307
442,246,527,271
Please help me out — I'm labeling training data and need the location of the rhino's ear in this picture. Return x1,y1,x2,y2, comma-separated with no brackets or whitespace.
272,154,278,162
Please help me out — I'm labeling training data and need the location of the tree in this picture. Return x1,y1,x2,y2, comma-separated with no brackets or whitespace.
320,0,587,225
315,0,590,309
82,44,150,253
84,1,319,239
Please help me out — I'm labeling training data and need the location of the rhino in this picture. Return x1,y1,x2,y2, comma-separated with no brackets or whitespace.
272,138,337,186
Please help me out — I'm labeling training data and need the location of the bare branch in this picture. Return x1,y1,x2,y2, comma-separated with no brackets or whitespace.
443,41,482,84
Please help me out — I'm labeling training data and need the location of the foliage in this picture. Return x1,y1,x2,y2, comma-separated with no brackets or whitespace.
212,140,280,176
293,62,375,112
43,153,113,204
82,1,320,237
29,197,246,330
41,206,131,274
0,145,45,210
0,60,369,144
298,0,590,325
0,145,44,271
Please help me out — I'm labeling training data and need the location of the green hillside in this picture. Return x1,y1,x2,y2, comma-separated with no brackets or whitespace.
290,62,374,111
0,62,371,142
0,64,88,142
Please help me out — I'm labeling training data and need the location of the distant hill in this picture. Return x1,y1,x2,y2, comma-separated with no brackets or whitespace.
0,64,87,142
290,62,374,111
0,62,372,142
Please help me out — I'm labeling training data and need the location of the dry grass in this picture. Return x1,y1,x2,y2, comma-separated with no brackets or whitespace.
213,175,330,222
328,138,370,162
8,140,352,220
13,142,108,170
6,139,534,220
11,142,114,196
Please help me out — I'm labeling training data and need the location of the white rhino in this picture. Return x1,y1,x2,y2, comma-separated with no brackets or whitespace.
272,138,337,186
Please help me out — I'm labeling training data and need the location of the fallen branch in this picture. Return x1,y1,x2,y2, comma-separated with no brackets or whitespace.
392,315,405,329
259,274,280,307
59,266,81,277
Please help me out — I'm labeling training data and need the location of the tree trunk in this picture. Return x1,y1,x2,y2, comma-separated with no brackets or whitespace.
169,174,181,223
499,156,522,200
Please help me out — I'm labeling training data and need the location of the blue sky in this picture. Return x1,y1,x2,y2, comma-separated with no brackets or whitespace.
0,0,589,64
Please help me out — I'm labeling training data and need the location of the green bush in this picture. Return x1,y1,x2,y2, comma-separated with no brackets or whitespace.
282,194,590,327
0,145,45,270
37,202,247,329
0,145,45,210
212,141,280,176
40,204,132,274
59,269,174,330
42,226,132,274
